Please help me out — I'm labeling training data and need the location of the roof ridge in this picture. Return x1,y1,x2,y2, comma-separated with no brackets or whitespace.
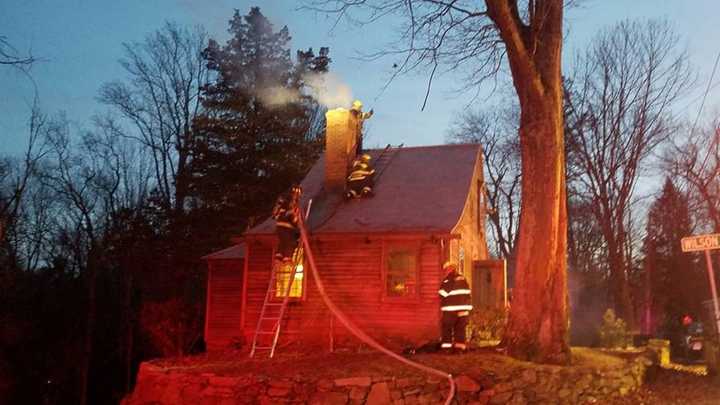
363,143,480,153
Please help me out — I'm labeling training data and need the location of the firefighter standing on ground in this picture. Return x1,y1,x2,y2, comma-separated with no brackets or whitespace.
272,185,302,261
438,261,473,352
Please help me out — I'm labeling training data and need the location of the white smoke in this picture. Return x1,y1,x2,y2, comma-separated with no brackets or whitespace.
303,72,353,109
257,72,353,109
258,86,300,107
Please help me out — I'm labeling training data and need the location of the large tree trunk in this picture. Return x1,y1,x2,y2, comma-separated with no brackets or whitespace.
487,0,570,364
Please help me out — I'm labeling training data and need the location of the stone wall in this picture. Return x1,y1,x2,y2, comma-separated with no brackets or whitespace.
124,353,651,405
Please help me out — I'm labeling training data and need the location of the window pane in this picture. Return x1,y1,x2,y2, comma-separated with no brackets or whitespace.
276,262,303,298
387,249,416,296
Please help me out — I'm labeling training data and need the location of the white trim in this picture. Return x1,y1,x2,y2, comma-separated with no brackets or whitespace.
441,304,473,311
441,343,453,348
447,289,471,296
438,289,449,297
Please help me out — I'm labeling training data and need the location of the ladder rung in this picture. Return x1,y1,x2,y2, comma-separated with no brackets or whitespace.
256,331,276,335
260,317,281,321
254,346,273,350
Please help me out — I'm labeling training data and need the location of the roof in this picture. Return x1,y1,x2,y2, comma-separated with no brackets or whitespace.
246,143,481,236
201,243,246,260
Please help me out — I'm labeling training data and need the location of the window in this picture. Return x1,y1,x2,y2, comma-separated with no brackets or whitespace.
275,261,304,299
385,246,418,298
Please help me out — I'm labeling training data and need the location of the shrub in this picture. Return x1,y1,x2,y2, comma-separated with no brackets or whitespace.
140,298,202,357
598,309,631,348
468,308,508,345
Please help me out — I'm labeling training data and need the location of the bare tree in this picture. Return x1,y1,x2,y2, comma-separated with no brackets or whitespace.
309,0,569,364
447,104,521,264
98,22,208,214
0,100,48,245
0,36,35,68
667,118,720,232
565,19,693,327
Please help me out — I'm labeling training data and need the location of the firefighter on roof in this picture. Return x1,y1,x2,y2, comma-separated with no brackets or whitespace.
438,261,473,352
345,154,375,199
272,185,302,261
350,100,373,155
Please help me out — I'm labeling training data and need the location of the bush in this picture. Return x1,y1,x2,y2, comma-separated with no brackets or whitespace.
468,308,508,345
598,309,631,348
140,298,202,357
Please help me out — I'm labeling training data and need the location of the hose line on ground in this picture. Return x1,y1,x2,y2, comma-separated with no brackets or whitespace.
297,210,456,405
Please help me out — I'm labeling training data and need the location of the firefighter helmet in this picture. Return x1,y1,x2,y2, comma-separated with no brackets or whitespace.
442,261,458,271
351,100,363,111
360,153,372,163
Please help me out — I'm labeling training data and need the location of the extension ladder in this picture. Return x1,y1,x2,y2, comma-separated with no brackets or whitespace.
249,246,304,358
372,143,403,183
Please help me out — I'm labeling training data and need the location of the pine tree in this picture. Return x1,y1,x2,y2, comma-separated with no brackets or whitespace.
643,178,704,338
190,7,329,237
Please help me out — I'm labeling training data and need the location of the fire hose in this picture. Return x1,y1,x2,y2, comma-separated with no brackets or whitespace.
297,208,456,405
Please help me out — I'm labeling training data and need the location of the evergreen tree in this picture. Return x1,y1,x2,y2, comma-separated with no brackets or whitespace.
643,178,704,339
191,7,329,238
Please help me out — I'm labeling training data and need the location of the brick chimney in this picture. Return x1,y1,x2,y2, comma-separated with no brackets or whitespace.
324,108,360,192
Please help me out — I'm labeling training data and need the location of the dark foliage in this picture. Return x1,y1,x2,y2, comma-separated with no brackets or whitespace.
0,8,330,405
191,7,329,237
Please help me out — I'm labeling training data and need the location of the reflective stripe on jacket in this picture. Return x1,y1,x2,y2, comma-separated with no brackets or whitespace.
439,272,472,312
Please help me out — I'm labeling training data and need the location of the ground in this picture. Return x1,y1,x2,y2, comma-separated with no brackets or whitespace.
611,367,720,405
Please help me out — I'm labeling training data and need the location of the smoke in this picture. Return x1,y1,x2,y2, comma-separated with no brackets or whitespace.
257,72,353,109
303,72,353,109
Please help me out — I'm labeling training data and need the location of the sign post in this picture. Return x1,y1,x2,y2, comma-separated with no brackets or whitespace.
681,233,720,338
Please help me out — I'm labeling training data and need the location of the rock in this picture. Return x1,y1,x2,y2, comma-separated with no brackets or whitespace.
309,391,348,405
349,386,368,400
489,391,514,404
268,387,291,397
493,382,513,393
477,388,494,405
396,378,414,388
209,376,242,388
558,388,571,398
317,379,334,392
366,382,391,405
508,392,527,405
269,379,294,389
455,375,481,392
391,390,403,400
520,369,537,384
335,377,372,387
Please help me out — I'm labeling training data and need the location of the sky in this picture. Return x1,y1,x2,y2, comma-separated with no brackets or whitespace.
2,0,720,157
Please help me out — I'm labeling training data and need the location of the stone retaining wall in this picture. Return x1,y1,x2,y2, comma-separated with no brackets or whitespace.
124,353,651,405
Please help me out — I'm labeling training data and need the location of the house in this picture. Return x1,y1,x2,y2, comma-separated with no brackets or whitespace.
203,107,506,352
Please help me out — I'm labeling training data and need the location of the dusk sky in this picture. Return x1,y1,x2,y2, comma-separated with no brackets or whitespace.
2,0,720,156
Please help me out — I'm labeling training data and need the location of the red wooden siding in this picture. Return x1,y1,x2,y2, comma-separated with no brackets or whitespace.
205,259,244,350
242,236,444,350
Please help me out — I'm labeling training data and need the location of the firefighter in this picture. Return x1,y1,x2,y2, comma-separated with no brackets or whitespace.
350,100,373,155
438,261,473,352
345,154,375,199
272,185,302,261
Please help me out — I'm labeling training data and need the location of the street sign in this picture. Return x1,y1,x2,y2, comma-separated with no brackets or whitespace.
681,233,720,344
681,233,720,252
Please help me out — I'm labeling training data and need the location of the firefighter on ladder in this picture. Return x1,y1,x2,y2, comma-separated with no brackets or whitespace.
345,154,375,199
438,261,473,353
272,184,302,262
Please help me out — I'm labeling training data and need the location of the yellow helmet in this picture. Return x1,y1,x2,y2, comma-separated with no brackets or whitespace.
360,154,371,163
351,100,363,111
442,261,458,271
